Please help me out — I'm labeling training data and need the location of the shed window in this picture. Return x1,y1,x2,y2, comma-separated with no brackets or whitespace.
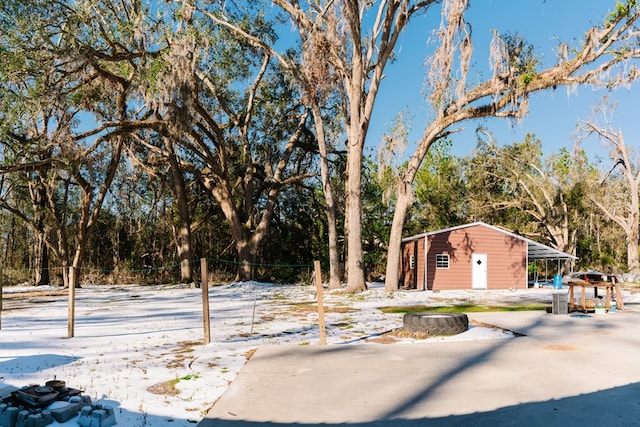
435,254,449,269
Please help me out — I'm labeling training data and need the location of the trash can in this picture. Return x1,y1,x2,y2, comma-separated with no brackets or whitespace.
552,292,568,315
553,275,563,289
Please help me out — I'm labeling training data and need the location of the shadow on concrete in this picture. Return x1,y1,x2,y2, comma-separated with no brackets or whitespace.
199,311,640,427
198,381,640,426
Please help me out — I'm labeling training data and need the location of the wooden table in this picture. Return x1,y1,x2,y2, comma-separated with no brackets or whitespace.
567,280,624,313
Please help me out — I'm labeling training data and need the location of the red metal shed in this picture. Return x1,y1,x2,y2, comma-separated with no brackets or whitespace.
399,222,576,290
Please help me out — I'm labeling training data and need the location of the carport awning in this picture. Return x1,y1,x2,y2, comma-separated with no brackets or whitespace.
526,239,577,260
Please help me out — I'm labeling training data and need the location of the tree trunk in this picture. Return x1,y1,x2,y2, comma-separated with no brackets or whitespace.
214,189,265,283
385,183,413,291
235,239,257,282
202,174,277,284
345,136,367,293
383,121,442,292
310,103,342,289
33,235,50,286
167,140,192,282
627,205,639,273
57,232,70,288
30,179,50,286
628,181,639,274
324,178,341,289
627,238,639,274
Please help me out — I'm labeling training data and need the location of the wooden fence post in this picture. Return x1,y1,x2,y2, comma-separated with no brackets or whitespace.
68,266,76,338
314,260,327,345
201,258,211,344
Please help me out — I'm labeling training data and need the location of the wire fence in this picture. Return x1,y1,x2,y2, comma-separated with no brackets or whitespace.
0,258,328,344
0,257,317,288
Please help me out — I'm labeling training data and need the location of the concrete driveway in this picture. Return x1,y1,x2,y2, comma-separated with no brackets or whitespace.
199,308,640,426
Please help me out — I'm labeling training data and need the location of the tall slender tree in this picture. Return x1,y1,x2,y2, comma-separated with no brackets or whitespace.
269,0,440,292
578,102,640,274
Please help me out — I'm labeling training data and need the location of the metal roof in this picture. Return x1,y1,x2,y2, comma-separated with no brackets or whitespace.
524,237,577,260
402,222,577,260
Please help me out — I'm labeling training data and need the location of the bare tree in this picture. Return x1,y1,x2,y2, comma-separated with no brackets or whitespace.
309,101,343,288
578,102,640,274
271,0,439,292
384,0,640,290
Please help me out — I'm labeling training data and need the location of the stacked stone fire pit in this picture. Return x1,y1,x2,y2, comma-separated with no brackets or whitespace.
0,379,116,427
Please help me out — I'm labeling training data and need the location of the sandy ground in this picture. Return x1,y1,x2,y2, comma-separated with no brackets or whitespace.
1,281,638,426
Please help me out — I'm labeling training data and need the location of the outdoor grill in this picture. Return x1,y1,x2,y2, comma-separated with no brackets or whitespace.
9,380,82,408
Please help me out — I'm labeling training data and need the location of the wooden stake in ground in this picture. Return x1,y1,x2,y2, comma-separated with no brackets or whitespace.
68,266,76,338
201,258,211,344
314,260,327,345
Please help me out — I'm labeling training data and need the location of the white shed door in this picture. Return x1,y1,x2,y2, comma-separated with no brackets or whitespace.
472,253,488,289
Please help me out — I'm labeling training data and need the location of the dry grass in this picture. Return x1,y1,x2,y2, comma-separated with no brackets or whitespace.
147,374,201,396
147,381,180,395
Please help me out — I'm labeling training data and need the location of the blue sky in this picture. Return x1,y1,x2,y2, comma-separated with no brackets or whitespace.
367,0,639,163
